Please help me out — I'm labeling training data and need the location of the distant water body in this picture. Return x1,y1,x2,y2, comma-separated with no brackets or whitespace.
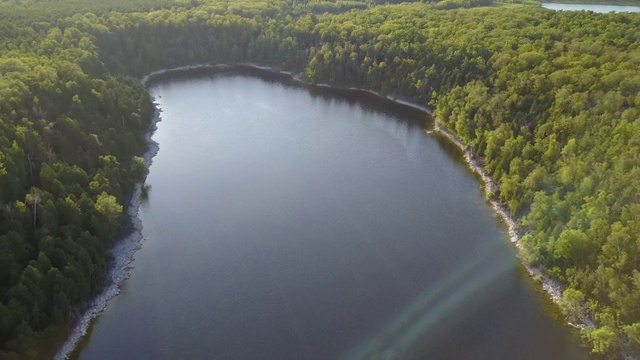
74,70,591,360
542,2,640,12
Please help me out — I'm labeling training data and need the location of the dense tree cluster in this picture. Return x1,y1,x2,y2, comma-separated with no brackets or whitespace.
1,0,639,357
0,1,168,358
431,9,640,355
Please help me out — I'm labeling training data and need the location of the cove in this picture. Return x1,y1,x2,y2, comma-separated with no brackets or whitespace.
74,69,590,359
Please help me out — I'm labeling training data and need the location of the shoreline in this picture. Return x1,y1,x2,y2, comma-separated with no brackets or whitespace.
433,123,573,304
53,94,162,359
56,62,597,358
305,67,598,339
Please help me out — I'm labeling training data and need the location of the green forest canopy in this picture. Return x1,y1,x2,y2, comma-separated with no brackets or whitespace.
0,0,639,358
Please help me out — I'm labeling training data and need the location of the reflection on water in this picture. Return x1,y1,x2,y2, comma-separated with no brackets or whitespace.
344,241,512,359
77,70,590,360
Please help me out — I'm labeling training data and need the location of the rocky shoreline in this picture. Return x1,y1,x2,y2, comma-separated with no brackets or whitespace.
54,95,162,360
433,123,572,306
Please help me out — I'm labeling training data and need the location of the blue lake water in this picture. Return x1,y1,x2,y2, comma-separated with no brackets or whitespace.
542,3,640,12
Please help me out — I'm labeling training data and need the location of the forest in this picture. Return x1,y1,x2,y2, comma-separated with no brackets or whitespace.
0,0,639,358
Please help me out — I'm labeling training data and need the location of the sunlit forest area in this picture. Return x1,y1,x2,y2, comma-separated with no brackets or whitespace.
0,0,639,358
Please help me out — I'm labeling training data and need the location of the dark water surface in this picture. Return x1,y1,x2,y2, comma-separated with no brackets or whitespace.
77,71,590,360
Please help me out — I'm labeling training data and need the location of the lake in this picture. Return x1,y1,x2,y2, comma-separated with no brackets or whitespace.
75,69,590,359
541,3,640,12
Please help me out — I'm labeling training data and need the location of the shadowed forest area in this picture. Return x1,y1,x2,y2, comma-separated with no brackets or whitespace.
0,0,639,358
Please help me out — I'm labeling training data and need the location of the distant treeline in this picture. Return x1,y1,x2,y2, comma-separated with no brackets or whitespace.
0,0,639,358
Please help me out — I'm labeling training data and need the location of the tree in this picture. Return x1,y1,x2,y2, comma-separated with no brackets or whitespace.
586,326,617,354
94,192,123,225
24,188,41,230
559,288,585,324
